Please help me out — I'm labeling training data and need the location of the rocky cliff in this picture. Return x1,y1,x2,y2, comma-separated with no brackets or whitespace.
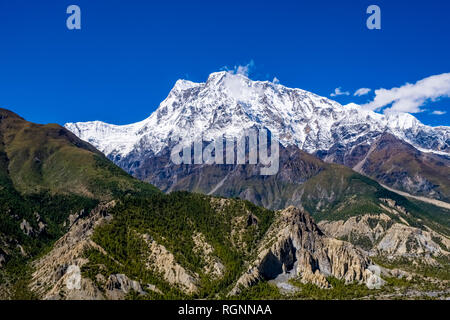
230,206,383,295
30,202,115,300
319,198,450,266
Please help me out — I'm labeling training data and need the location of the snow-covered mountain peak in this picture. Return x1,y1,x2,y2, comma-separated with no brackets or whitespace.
385,112,420,130
172,79,202,92
206,71,228,83
65,72,450,160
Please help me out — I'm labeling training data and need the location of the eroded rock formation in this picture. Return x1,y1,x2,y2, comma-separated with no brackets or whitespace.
230,206,379,294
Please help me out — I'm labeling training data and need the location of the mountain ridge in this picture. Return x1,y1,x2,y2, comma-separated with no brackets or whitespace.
64,72,450,204
65,71,450,160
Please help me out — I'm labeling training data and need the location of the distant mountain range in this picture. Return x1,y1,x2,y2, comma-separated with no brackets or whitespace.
65,71,450,204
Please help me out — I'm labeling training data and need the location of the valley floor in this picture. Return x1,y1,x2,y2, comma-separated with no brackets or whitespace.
380,184,450,210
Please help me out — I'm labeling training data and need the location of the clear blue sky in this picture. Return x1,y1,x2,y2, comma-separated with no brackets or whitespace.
0,0,449,126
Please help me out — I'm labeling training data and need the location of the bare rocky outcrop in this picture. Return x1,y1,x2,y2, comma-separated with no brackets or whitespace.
192,232,225,279
20,219,33,236
142,234,199,294
376,223,450,260
230,206,379,295
30,201,116,300
104,274,146,300
319,213,392,248
29,200,199,299
319,213,450,263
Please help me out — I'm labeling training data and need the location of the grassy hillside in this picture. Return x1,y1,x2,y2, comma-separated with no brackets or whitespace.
82,192,274,298
0,108,158,297
0,109,157,199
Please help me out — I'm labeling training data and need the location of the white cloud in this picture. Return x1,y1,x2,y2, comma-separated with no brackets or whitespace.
272,77,280,84
330,87,350,97
432,110,447,115
362,73,450,114
223,71,263,101
236,64,250,76
223,60,255,77
354,88,371,96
